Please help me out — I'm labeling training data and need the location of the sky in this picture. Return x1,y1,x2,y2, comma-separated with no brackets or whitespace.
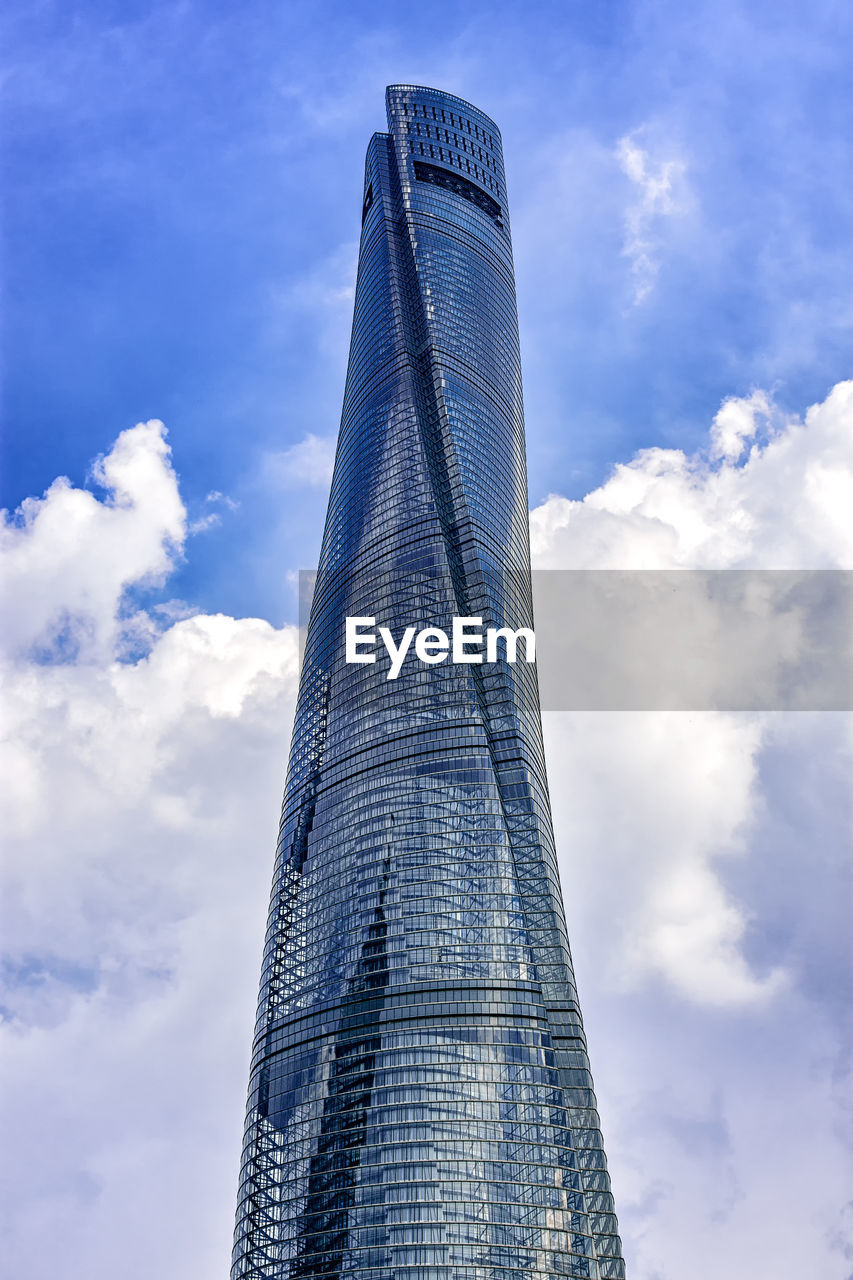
1,1,852,1278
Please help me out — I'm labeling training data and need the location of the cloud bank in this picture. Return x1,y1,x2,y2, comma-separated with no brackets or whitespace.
1,392,851,1277
531,382,853,1275
1,423,298,1278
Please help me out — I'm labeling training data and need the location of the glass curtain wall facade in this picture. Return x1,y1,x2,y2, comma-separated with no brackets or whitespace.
232,85,624,1280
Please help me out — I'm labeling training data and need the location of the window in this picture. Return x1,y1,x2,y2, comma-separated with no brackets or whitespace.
412,159,503,228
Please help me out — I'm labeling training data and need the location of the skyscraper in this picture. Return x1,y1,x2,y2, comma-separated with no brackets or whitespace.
232,85,624,1280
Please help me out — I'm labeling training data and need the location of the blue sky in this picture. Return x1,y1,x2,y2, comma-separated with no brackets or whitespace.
5,0,851,621
2,3,852,1279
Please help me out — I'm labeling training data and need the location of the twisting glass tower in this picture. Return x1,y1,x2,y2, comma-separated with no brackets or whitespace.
232,86,624,1280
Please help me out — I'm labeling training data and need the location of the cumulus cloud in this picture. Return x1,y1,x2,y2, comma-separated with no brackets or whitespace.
531,383,852,1005
532,382,853,1273
546,711,783,1006
1,421,185,660
531,380,853,569
709,387,774,461
1,391,850,1279
617,132,689,304
0,423,298,1278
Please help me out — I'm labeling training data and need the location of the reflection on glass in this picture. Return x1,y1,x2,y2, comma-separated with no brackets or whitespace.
232,85,624,1280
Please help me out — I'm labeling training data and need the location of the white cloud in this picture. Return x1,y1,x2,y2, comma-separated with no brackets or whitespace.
187,511,221,533
0,421,185,660
1,389,850,1278
710,387,774,461
531,380,853,569
545,710,784,1007
573,709,853,1279
530,383,852,1007
617,132,689,304
187,490,239,535
0,424,299,1278
204,489,239,510
532,382,853,1273
265,431,337,488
